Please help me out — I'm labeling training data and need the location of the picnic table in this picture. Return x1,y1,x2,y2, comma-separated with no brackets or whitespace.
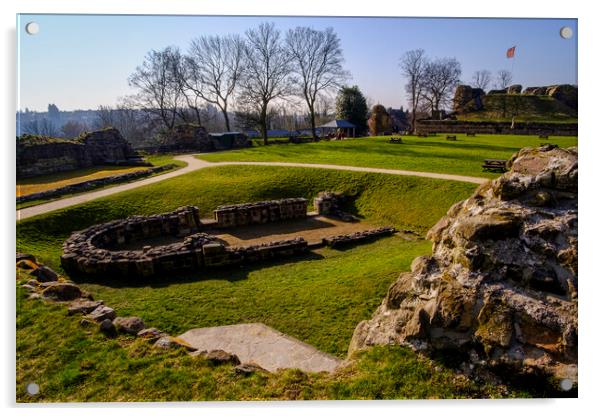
446,135,457,141
466,132,476,137
482,158,508,173
389,137,403,144
417,132,428,137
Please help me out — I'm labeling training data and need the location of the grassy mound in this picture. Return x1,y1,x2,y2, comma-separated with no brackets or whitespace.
18,165,506,400
457,94,577,123
198,135,577,178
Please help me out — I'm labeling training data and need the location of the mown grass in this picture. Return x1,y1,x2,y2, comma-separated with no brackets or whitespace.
17,165,148,196
16,284,524,402
17,167,475,356
198,134,577,178
15,154,185,210
17,165,476,268
16,165,493,401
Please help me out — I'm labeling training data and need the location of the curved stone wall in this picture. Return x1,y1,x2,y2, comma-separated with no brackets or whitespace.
61,205,309,279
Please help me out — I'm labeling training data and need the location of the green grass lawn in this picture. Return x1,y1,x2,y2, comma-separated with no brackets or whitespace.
18,283,522,402
16,166,474,351
15,154,186,210
20,165,547,400
17,165,148,197
198,134,577,178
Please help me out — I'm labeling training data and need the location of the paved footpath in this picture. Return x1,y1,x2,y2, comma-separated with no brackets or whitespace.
17,154,486,220
179,323,342,373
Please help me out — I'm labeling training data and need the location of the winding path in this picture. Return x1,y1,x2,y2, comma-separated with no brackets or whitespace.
17,154,486,220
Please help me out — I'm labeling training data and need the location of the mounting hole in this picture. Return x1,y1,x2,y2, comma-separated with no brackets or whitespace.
559,378,574,391
560,26,573,39
26,382,40,396
25,22,39,35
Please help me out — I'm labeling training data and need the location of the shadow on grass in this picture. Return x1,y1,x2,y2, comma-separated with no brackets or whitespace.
69,250,325,289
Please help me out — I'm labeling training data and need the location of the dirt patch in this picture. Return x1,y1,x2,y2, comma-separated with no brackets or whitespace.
207,214,379,246
108,214,384,251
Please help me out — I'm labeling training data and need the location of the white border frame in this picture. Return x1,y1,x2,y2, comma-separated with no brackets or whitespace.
2,1,599,415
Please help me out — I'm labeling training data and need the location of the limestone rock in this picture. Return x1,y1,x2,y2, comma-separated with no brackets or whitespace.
202,350,241,366
17,128,146,178
235,362,268,375
154,336,197,351
114,316,146,335
16,252,36,263
80,318,96,328
20,284,36,292
86,305,116,322
453,85,485,113
99,319,117,338
68,299,104,315
30,265,59,282
41,282,82,301
350,145,578,383
137,327,166,341
546,84,578,110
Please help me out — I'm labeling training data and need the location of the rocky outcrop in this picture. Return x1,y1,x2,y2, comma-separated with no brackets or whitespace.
506,84,522,94
156,124,250,153
350,145,578,383
453,85,485,113
17,128,149,178
546,85,578,110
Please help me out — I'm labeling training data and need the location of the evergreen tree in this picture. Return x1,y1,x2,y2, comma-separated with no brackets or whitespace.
335,85,368,135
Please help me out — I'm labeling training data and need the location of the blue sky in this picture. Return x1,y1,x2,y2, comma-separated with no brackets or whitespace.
17,14,577,111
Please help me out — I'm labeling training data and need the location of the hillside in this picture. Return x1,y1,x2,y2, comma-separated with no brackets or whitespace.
456,94,577,123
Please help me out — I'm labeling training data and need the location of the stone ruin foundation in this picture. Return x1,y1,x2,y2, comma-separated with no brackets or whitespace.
214,198,308,228
61,196,396,280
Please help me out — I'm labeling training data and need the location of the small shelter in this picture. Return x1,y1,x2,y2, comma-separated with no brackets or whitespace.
318,119,357,138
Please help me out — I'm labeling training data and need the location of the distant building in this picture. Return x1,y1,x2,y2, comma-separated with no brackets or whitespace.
318,119,357,138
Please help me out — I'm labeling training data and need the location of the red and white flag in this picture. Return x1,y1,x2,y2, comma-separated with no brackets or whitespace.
506,46,516,58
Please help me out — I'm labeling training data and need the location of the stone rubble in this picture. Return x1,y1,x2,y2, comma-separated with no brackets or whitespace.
350,145,578,383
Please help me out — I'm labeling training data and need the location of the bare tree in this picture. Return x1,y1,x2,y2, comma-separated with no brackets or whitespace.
127,47,186,131
400,49,427,133
61,120,88,138
23,118,59,136
185,35,245,131
285,26,349,139
472,70,492,90
496,70,513,90
237,23,292,145
421,57,462,119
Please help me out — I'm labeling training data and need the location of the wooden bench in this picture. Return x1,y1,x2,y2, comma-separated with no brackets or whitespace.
482,159,508,173
389,137,403,144
446,135,457,141
466,132,476,137
538,134,549,139
428,132,437,137
417,132,428,137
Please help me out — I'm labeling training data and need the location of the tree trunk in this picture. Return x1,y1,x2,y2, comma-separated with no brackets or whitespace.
223,108,231,132
309,106,317,140
260,104,268,145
